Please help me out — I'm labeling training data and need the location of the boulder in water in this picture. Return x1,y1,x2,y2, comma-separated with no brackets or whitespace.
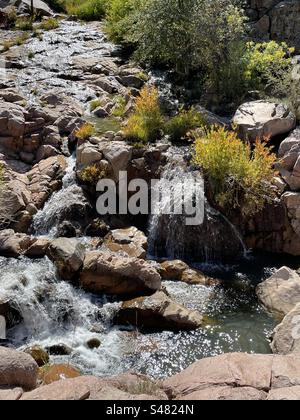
160,260,219,286
114,290,203,331
104,227,148,259
0,229,34,257
46,343,72,356
80,251,161,296
47,238,85,281
256,266,300,319
0,346,38,391
86,338,101,349
25,238,50,258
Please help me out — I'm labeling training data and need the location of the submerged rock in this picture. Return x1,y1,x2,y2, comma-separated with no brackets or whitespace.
233,101,296,142
256,266,300,319
114,290,203,331
80,252,161,296
24,346,49,367
86,338,101,349
46,344,72,356
39,364,81,385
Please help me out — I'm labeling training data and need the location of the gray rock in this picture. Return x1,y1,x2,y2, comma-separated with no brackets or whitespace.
256,266,300,319
272,303,300,354
47,238,85,281
233,101,296,142
114,290,203,331
80,252,161,296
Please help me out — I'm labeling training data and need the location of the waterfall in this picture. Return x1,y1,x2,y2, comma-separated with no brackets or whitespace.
0,256,121,372
148,150,247,263
32,154,84,237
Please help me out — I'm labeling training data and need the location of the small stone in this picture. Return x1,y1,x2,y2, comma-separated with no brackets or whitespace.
86,338,101,349
24,346,49,367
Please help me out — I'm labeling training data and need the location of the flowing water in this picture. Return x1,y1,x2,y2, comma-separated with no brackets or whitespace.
0,253,278,379
0,19,287,380
148,148,247,262
32,154,80,237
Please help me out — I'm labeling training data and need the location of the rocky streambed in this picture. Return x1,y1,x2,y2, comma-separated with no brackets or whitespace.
0,17,300,400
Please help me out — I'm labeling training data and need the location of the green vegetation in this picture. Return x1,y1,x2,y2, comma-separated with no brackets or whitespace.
64,0,108,21
124,86,163,143
37,18,60,31
15,16,34,31
105,0,141,44
79,163,108,185
74,123,95,140
112,95,126,117
165,108,205,142
90,98,104,112
28,50,35,60
2,33,29,51
243,41,294,93
193,127,277,217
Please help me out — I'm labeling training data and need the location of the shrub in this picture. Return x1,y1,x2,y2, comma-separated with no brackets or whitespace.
90,98,103,112
193,127,277,217
28,50,35,60
131,0,246,78
38,18,59,31
15,16,33,31
105,0,142,45
112,95,126,117
165,107,205,141
79,163,107,185
74,123,95,140
5,7,17,26
2,33,29,51
124,86,163,143
46,0,67,12
243,41,294,93
65,0,108,21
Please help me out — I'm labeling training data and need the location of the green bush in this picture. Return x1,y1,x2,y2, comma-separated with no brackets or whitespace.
193,127,277,217
90,98,103,112
37,18,60,31
243,41,294,93
105,0,142,45
112,95,126,117
65,0,108,21
165,108,205,141
15,16,33,30
124,86,163,143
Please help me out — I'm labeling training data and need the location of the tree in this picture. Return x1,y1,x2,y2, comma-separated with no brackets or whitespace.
126,0,246,81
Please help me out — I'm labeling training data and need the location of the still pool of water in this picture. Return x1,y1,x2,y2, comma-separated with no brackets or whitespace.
85,114,121,136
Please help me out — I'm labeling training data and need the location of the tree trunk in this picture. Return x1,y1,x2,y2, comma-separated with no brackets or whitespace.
31,0,34,17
